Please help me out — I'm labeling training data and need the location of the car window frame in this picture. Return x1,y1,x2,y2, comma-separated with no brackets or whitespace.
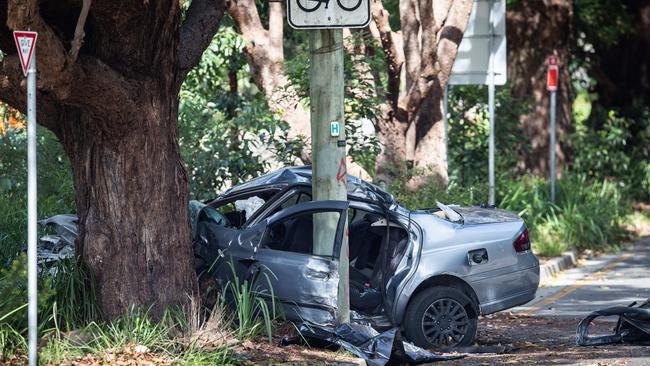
257,200,349,259
207,187,285,228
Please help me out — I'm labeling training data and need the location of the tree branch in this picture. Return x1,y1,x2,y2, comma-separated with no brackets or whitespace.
68,0,92,62
370,0,403,112
6,0,73,98
0,57,61,132
178,0,227,77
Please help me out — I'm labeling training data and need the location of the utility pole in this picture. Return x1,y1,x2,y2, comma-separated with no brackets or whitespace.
287,0,369,326
309,29,349,324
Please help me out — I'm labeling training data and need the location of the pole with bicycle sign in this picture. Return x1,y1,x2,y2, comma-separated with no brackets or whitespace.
287,0,369,324
13,30,39,366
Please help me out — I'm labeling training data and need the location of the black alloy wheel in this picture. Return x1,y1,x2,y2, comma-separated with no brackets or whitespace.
403,286,478,348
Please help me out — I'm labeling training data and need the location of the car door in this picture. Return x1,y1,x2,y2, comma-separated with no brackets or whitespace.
247,200,349,326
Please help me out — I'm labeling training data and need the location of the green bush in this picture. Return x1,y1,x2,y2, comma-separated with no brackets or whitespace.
446,85,528,187
391,174,631,257
572,106,650,200
499,175,630,256
0,124,75,267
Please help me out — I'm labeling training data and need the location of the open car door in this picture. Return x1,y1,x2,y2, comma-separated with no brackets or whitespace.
249,200,349,326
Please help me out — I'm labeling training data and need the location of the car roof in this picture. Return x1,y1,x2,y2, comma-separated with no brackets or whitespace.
222,166,395,207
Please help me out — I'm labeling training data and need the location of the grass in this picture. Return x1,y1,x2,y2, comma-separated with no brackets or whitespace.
0,256,281,363
225,260,279,344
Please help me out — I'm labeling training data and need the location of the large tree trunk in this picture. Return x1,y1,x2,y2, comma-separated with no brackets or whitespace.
507,0,573,175
0,0,227,319
57,87,196,320
589,0,650,117
371,0,472,186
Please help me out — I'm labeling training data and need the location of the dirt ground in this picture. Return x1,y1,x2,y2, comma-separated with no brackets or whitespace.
434,312,650,366
233,312,650,366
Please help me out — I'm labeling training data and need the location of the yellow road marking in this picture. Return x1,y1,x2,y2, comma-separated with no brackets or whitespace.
519,252,633,316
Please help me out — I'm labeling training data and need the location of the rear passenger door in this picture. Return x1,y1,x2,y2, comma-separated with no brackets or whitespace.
252,200,348,325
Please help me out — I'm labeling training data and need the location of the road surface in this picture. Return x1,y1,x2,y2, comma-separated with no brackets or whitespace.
438,236,650,366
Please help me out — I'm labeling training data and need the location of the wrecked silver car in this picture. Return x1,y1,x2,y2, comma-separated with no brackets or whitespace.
193,166,540,348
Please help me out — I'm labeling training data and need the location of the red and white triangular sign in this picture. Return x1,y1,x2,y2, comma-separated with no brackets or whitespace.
13,31,38,77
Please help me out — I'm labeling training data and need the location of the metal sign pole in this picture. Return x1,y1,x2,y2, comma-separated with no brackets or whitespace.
550,90,557,203
27,50,38,366
443,86,449,158
487,0,496,206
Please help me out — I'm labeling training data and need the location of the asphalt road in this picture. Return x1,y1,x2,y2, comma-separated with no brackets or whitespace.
438,236,650,366
515,236,650,319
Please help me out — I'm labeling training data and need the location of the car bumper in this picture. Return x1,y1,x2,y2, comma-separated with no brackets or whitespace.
470,264,540,315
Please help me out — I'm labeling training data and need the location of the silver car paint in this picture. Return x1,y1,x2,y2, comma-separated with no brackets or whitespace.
391,211,539,323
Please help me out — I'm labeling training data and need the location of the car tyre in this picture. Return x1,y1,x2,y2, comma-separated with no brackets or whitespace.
403,286,478,348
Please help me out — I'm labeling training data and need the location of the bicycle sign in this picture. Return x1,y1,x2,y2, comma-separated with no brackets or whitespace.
287,0,370,29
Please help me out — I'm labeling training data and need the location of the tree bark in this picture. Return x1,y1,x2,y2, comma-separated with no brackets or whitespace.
57,90,196,319
0,0,227,319
371,0,472,186
507,0,573,176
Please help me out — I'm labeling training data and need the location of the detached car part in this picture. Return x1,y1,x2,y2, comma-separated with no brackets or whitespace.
576,299,650,346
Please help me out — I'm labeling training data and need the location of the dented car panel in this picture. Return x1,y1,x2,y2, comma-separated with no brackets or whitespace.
195,200,350,326
195,167,540,339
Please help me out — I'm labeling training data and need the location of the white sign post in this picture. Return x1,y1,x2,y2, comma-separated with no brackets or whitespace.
448,0,506,206
287,0,370,29
14,30,38,366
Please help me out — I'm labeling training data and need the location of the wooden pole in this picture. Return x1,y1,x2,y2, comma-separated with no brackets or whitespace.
309,28,349,324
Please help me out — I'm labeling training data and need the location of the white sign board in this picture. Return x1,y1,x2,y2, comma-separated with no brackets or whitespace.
287,0,370,29
449,0,506,85
13,31,38,77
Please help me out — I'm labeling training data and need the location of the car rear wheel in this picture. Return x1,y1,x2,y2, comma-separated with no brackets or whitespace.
403,286,478,348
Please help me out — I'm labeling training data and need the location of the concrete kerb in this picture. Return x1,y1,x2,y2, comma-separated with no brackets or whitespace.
539,250,578,285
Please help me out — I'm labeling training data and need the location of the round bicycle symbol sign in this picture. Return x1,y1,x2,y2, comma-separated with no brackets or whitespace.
296,0,363,12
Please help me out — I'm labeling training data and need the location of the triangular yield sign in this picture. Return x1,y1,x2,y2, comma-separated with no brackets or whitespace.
13,31,38,77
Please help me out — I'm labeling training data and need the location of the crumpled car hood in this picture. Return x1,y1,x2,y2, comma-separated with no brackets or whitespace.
222,166,395,207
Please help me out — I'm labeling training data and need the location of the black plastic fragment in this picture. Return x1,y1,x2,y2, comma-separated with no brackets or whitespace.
576,299,650,346
281,322,464,366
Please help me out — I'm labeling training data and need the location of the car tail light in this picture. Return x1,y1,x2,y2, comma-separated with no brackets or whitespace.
514,228,531,252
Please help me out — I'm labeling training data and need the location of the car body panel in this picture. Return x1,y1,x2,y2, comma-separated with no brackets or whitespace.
195,200,349,326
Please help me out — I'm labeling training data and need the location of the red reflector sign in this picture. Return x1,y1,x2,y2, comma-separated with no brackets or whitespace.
547,55,559,92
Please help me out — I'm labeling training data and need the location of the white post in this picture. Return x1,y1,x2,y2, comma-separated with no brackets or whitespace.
443,86,449,158
550,90,557,203
487,0,496,206
27,51,38,366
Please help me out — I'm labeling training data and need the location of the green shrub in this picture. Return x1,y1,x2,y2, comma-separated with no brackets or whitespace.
572,107,650,200
0,125,75,267
390,173,631,257
0,253,56,360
